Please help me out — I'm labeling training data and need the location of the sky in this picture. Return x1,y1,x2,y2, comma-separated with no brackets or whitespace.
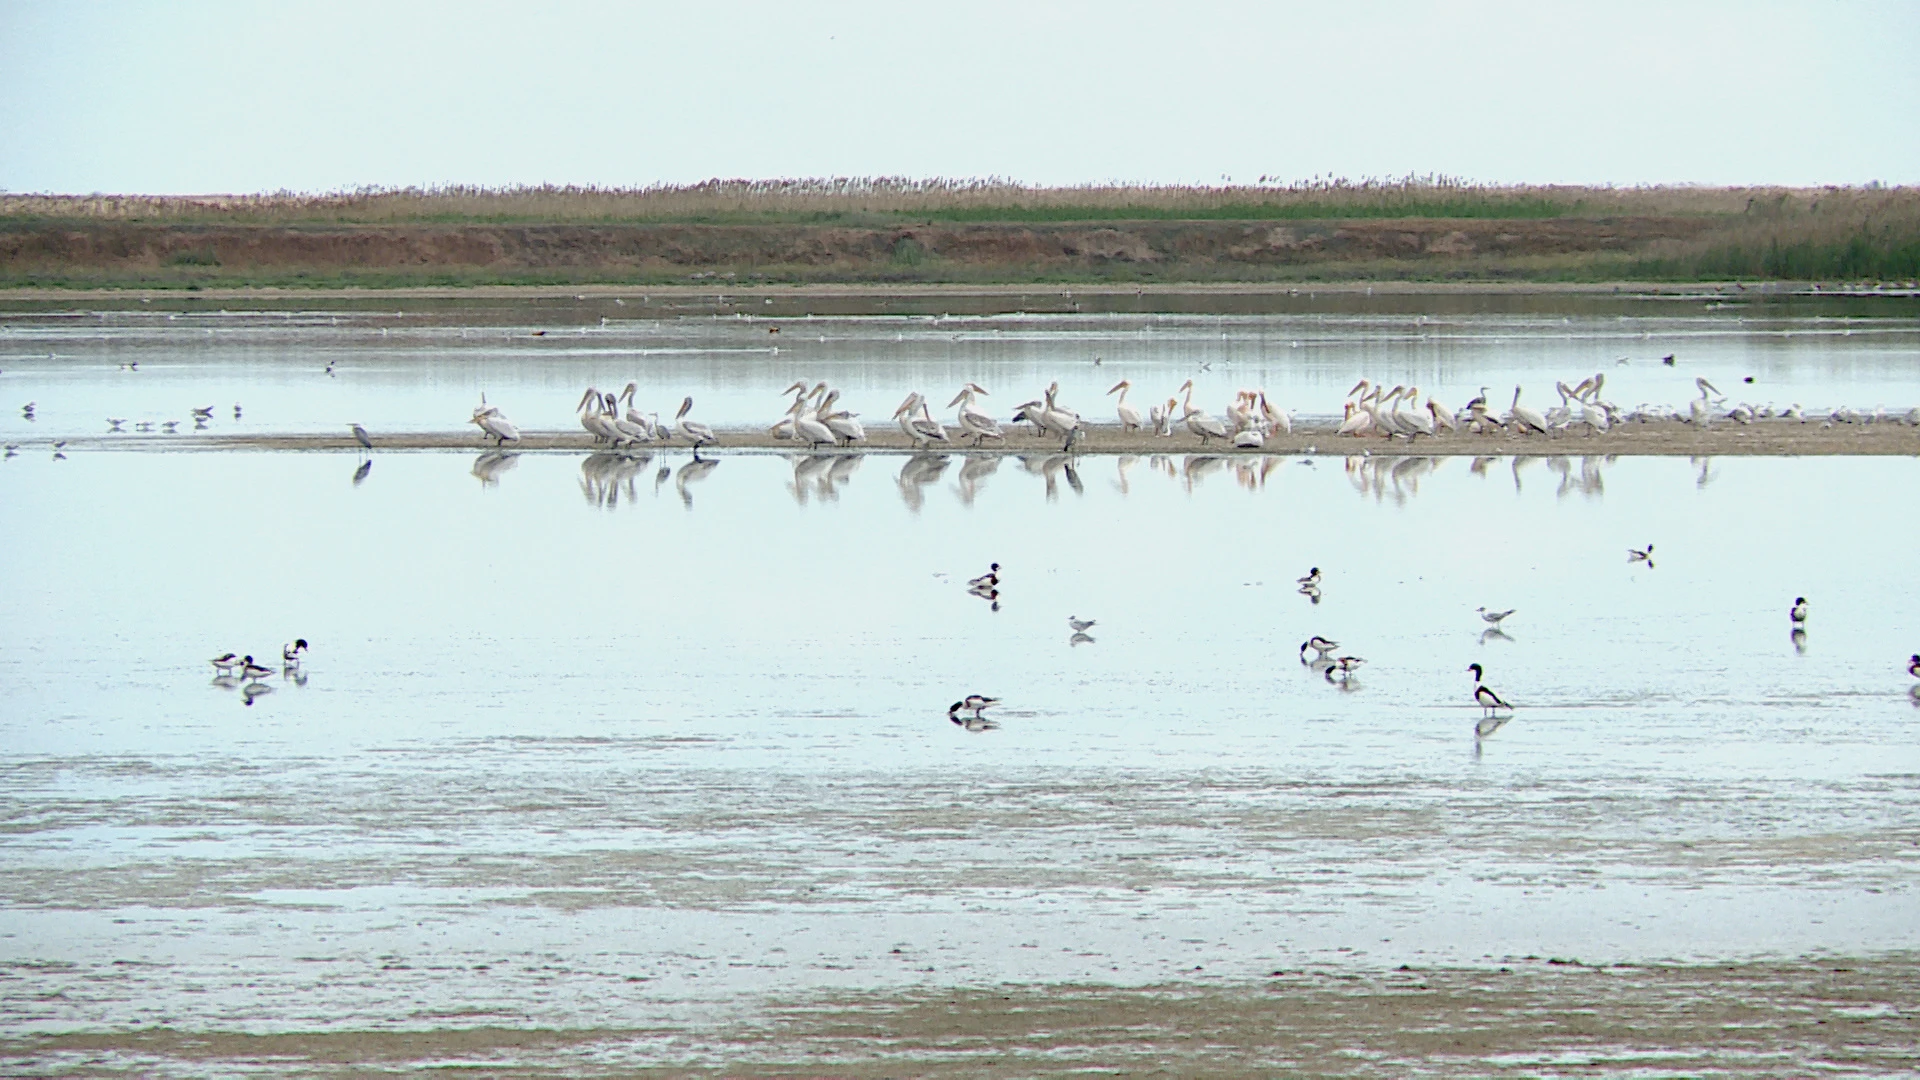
3,0,1917,195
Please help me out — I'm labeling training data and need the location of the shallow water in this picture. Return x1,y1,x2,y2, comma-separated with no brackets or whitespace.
2,446,1917,1037
4,299,1920,442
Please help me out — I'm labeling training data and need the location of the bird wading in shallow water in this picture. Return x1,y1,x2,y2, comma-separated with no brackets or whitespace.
1908,654,1920,679
1790,597,1808,624
1477,606,1514,628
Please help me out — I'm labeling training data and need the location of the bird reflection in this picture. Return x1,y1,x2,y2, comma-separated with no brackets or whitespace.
581,452,649,509
787,453,834,505
1233,454,1280,491
676,454,719,508
1791,627,1808,656
242,681,273,706
1181,454,1225,493
1511,454,1542,494
471,449,519,487
210,674,239,690
956,453,999,505
896,453,949,513
1069,631,1095,647
1693,455,1719,488
351,459,372,486
1909,685,1919,708
1470,455,1496,477
1479,626,1515,645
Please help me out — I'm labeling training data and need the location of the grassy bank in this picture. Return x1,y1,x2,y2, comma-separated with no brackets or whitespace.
3,180,1917,288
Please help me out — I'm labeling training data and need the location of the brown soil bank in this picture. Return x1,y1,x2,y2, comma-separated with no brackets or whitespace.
0,216,1723,284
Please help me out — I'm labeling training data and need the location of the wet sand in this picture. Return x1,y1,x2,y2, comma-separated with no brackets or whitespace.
5,956,1913,1077
23,416,1920,456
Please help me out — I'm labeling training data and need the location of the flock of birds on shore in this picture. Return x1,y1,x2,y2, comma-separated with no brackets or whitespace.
429,363,1920,454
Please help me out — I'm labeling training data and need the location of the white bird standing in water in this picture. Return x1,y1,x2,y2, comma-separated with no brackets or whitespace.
1477,606,1514,627
1789,596,1808,624
1068,616,1096,633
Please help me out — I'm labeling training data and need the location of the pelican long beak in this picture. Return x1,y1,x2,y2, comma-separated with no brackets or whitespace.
782,380,806,396
1179,379,1194,392
894,393,918,418
968,382,989,395
1107,380,1127,395
1702,379,1721,395
577,387,598,411
1349,378,1369,396
946,389,969,408
677,396,693,419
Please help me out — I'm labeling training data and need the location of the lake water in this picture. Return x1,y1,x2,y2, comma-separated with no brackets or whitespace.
5,293,1920,442
2,442,1917,1042
2,296,1919,1065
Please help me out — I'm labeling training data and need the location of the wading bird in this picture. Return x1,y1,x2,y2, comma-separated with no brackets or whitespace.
1790,597,1808,624
349,423,373,451
282,639,308,668
1068,616,1096,633
1300,636,1339,660
210,652,242,675
1477,606,1514,628
969,563,1000,590
675,396,715,448
1297,567,1321,588
1467,663,1513,719
1628,544,1654,564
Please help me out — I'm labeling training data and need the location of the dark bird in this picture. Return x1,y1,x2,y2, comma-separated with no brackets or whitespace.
349,423,373,451
1662,354,1676,366
1789,597,1808,624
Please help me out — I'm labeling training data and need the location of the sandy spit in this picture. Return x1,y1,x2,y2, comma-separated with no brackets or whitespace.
23,417,1920,457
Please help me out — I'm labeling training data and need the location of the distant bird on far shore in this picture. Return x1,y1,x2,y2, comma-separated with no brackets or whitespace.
349,423,373,451
1662,354,1676,366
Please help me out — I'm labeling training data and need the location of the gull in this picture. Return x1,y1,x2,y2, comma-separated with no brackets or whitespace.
1789,597,1808,624
1068,616,1096,633
1477,606,1514,627
106,418,125,431
190,406,214,419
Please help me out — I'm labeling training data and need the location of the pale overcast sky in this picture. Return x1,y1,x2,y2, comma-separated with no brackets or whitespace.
3,0,1916,195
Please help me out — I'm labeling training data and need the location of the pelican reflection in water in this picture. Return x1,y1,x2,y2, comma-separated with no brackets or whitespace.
955,453,1000,505
676,454,720,508
896,453,949,513
581,451,649,509
471,450,520,487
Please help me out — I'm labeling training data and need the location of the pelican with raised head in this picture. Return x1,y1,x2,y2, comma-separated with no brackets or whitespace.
675,396,715,448
1178,379,1229,445
1108,380,1144,431
1508,386,1549,435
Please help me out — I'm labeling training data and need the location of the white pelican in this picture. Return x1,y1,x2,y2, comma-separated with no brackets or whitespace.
894,393,950,447
1508,386,1548,435
1148,398,1171,436
769,380,809,439
1039,381,1081,440
793,394,837,449
1476,606,1513,627
949,384,1005,446
1336,401,1373,437
281,639,308,666
1177,380,1229,445
1297,567,1321,588
969,563,1000,589
1628,543,1654,563
1232,423,1264,448
606,393,652,446
1401,386,1435,439
578,388,619,444
1108,380,1144,430
617,384,655,436
1068,616,1096,632
674,396,715,448
1227,390,1256,434
1789,596,1808,624
470,397,521,445
817,389,867,445
1467,663,1513,719
1299,636,1338,659
1259,392,1292,436
210,652,242,675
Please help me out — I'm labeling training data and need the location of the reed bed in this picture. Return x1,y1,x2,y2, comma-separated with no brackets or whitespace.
5,177,1914,226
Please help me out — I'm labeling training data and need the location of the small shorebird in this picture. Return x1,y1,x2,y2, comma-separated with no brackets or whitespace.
1300,637,1339,660
1477,606,1514,627
1067,616,1096,633
210,652,242,675
1467,663,1513,719
1628,544,1653,563
282,639,309,667
949,696,1000,725
968,563,1000,590
1908,654,1920,678
1789,597,1808,624
1297,567,1321,588
1327,655,1365,679
240,657,275,681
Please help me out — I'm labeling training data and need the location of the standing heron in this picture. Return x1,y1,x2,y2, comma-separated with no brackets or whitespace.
349,423,373,453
